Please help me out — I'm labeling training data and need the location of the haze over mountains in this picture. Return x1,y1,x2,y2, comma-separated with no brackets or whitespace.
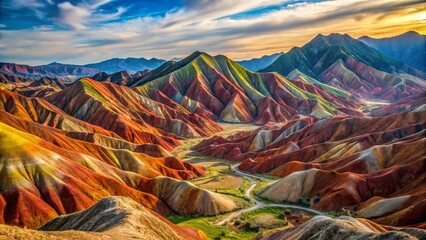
0,58,167,81
0,53,284,81
237,52,284,71
0,31,425,239
85,57,167,74
359,31,426,72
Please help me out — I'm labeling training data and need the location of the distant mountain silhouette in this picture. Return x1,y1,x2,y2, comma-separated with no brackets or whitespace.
237,52,284,71
359,31,426,72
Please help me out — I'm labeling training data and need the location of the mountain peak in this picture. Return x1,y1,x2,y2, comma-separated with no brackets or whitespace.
325,33,354,41
401,31,421,37
312,32,352,40
177,51,211,64
304,33,359,50
304,33,331,49
359,31,423,41
311,33,326,41
188,51,208,59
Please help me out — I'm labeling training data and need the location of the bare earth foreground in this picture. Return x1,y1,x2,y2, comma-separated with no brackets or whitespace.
1,122,425,239
169,123,331,239
0,123,316,239
0,196,207,240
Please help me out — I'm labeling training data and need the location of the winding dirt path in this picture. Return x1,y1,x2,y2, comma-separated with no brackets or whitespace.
176,123,327,226
215,165,326,226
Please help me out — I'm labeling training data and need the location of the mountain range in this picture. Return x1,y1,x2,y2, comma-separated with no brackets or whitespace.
0,62,99,81
0,32,425,239
0,53,289,81
0,73,69,98
195,110,426,227
0,58,166,81
260,33,425,100
0,79,237,229
237,52,284,71
359,31,426,72
85,57,166,74
134,51,364,124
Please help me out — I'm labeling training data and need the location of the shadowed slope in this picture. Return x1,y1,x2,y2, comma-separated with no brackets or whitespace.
359,31,426,72
0,74,67,98
135,52,362,124
0,74,31,85
262,33,424,78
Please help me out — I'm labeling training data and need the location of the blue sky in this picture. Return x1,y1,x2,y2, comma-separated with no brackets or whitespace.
0,0,425,65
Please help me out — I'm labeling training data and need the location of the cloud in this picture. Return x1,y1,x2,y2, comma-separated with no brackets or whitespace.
8,0,44,9
56,0,127,30
57,2,91,30
161,0,286,28
32,25,54,31
1,0,425,64
3,0,47,20
199,0,425,37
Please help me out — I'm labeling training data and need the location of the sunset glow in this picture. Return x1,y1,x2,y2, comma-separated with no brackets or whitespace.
0,0,425,64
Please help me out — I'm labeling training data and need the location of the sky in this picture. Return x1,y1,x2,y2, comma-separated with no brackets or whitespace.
0,0,425,65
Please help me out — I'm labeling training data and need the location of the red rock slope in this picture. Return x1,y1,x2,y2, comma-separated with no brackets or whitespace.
0,74,67,98
134,52,363,125
371,93,426,116
194,111,426,227
46,78,222,141
0,120,171,229
261,33,426,100
0,88,236,229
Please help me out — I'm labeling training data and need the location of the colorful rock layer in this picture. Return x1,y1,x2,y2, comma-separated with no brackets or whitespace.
195,111,426,227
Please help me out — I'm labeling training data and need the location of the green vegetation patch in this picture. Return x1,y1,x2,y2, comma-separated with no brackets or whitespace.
168,216,255,240
216,177,251,201
240,207,285,221
230,207,289,238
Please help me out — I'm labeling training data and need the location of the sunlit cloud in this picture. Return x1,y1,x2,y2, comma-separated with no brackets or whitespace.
56,0,127,30
0,0,424,64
